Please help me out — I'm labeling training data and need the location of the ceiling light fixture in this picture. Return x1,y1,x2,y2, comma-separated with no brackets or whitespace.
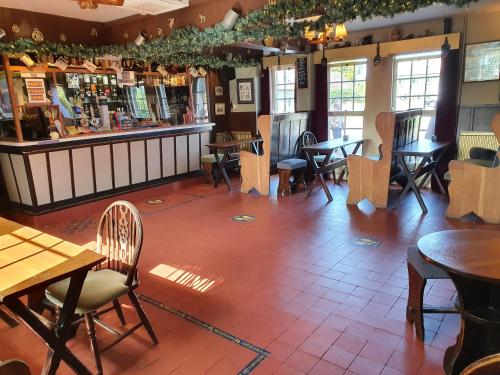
373,42,382,66
75,0,124,10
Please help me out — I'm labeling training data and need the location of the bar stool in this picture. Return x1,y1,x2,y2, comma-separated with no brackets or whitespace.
277,158,307,195
406,245,458,340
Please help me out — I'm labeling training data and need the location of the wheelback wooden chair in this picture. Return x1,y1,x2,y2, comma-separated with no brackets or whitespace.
45,201,158,374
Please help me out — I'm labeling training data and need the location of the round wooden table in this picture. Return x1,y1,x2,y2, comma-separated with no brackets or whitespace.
418,230,500,375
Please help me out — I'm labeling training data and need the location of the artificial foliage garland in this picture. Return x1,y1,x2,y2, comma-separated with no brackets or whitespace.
0,0,476,68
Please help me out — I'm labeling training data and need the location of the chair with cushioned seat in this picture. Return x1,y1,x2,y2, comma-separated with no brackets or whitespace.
0,359,31,375
276,158,307,195
406,245,458,341
46,201,158,375
201,153,225,184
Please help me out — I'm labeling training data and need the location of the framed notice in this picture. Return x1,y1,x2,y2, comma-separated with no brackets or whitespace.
464,41,500,82
297,57,308,88
25,78,47,103
236,78,254,104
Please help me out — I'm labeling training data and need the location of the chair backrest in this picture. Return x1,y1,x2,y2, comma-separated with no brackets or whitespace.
457,131,500,161
460,353,500,375
96,200,143,287
300,131,318,148
231,131,252,152
393,109,422,151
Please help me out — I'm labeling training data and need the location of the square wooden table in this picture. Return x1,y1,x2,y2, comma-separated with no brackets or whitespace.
392,140,450,213
206,138,262,191
302,137,364,202
0,217,105,375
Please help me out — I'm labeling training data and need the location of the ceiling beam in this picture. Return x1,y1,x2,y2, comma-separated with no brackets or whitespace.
231,42,303,55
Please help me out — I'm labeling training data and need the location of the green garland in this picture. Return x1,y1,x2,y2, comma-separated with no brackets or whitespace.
0,0,476,68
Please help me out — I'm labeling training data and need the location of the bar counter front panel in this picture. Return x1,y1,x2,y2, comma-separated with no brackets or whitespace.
0,123,213,213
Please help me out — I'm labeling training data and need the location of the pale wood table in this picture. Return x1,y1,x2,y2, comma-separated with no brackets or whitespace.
0,217,105,375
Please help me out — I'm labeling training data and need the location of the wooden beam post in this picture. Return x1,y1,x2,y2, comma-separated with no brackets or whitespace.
2,54,23,143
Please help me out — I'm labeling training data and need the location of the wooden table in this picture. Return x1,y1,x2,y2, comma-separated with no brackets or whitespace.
418,230,500,375
392,140,450,213
302,137,364,202
206,138,262,191
0,217,105,375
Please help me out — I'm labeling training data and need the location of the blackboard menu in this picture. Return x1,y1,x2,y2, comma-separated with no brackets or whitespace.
297,57,308,89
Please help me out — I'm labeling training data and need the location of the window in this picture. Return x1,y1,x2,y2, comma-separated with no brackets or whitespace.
271,66,295,114
328,59,367,141
393,51,441,139
126,85,150,119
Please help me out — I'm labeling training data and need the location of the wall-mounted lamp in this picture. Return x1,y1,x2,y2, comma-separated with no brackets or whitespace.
441,37,451,57
334,23,347,42
373,42,382,66
134,31,148,46
321,46,327,67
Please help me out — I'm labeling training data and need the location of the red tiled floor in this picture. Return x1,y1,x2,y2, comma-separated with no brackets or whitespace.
1,177,498,374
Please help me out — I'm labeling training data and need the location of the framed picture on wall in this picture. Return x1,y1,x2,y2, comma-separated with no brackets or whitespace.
464,40,500,82
215,102,225,116
214,86,223,96
236,78,254,104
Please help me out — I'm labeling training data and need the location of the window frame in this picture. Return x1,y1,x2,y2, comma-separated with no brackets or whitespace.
392,51,441,116
270,65,296,114
327,59,367,140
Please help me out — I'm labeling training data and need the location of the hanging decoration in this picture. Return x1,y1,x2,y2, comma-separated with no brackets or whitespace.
198,14,206,24
91,27,98,37
31,27,44,42
60,33,67,42
168,18,175,30
0,0,474,69
123,30,128,39
157,27,163,36
11,24,20,34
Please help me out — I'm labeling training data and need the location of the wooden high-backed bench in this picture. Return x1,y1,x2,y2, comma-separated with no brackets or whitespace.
446,113,500,224
240,115,271,196
346,112,396,208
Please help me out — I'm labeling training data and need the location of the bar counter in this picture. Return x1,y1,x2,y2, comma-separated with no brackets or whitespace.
0,123,214,213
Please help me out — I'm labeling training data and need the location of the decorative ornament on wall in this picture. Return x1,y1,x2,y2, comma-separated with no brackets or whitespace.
31,27,44,42
60,33,67,42
90,27,98,37
198,14,206,24
168,18,175,30
268,0,276,4
157,27,163,36
11,24,20,34
123,30,128,39
263,36,273,47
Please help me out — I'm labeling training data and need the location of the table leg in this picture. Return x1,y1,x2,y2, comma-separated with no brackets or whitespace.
443,274,500,375
4,271,91,375
395,156,429,213
213,150,232,191
306,151,334,202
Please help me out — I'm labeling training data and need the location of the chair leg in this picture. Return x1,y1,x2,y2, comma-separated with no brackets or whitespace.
201,162,214,185
113,299,126,326
0,305,19,327
84,313,103,375
128,291,159,345
278,169,291,196
407,263,427,341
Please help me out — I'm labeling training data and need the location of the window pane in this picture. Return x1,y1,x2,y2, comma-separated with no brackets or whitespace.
395,96,410,110
424,95,438,110
342,81,354,97
426,77,439,95
354,97,365,111
276,87,285,99
427,58,441,75
412,60,427,77
330,66,342,82
276,100,285,113
355,64,366,80
410,78,426,96
285,84,295,94
396,79,410,96
330,82,342,99
410,95,424,109
329,116,345,140
285,69,295,83
275,71,284,84
397,61,412,78
286,99,294,112
330,98,342,112
342,98,353,111
354,81,366,97
342,65,354,81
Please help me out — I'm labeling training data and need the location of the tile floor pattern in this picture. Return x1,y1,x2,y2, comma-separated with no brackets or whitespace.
1,177,499,375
